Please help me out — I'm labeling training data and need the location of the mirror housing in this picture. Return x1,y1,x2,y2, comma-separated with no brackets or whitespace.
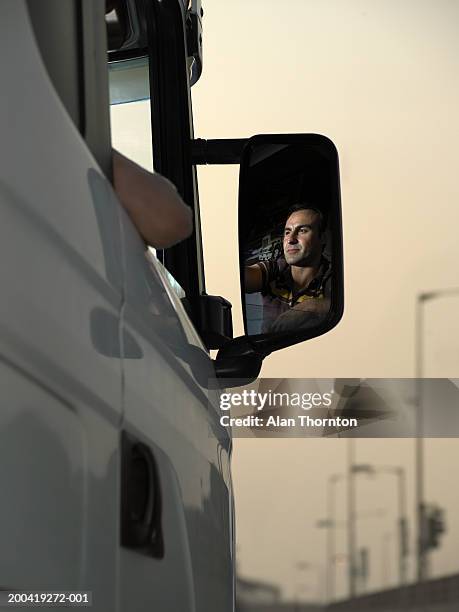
215,133,344,382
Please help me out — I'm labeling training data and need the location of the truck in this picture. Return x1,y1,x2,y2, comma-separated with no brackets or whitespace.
0,1,343,610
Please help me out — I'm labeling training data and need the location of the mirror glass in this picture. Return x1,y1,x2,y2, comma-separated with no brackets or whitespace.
239,134,343,341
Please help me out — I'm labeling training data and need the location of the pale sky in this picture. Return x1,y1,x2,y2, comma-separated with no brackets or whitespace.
111,0,459,602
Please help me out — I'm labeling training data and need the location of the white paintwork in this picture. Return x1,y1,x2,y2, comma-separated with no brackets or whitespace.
0,1,234,611
117,204,233,611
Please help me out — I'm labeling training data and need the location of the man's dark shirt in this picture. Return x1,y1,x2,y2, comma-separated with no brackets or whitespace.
256,256,332,333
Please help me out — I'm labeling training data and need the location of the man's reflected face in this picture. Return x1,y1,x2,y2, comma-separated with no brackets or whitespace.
283,209,323,266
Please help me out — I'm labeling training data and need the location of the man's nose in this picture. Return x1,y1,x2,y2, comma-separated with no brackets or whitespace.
287,232,298,243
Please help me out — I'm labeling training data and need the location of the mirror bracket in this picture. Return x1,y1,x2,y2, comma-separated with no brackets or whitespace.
191,138,248,165
198,294,233,350
213,336,266,384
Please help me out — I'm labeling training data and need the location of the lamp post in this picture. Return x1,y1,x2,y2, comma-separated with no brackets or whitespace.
317,473,344,603
352,463,408,585
348,438,356,598
317,506,387,602
415,287,459,581
328,473,344,602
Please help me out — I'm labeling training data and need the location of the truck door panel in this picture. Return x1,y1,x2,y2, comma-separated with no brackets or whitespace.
0,362,86,588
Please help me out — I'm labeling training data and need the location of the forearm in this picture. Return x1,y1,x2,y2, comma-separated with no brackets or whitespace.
245,264,263,292
112,150,193,248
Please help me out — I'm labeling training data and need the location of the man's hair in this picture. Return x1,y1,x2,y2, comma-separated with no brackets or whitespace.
286,203,327,234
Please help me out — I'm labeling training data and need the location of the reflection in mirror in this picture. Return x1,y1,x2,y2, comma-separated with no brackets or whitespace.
240,136,342,339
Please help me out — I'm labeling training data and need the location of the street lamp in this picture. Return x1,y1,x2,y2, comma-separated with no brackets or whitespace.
348,439,356,598
349,459,399,595
318,464,391,602
316,473,344,603
352,463,408,585
415,287,459,581
348,457,374,597
317,506,388,602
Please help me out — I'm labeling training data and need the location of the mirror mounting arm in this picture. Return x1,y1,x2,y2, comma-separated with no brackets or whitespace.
191,138,248,165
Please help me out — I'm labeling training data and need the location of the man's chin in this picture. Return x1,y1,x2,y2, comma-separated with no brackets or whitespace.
286,256,313,267
285,254,303,265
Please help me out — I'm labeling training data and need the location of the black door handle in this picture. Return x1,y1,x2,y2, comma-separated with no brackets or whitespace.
120,431,164,558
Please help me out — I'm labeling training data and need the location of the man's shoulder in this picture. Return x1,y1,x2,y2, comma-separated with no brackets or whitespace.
257,257,289,289
258,256,288,275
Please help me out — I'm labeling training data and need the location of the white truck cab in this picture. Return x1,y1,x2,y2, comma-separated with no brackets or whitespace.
0,1,343,610
0,1,233,610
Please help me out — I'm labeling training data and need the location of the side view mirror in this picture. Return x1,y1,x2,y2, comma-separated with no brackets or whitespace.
240,133,344,346
215,133,344,382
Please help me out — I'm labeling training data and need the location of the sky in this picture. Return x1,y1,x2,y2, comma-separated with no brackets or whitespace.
111,0,459,602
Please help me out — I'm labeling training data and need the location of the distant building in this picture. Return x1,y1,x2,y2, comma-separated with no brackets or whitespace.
236,574,323,612
236,575,281,609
